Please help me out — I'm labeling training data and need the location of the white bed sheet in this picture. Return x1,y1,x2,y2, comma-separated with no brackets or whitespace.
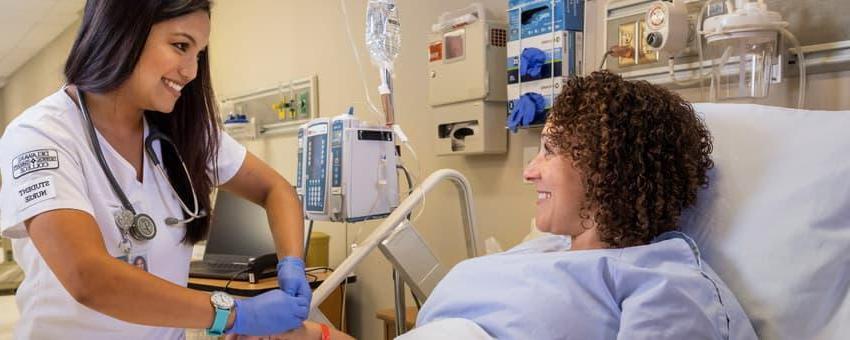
395,318,492,340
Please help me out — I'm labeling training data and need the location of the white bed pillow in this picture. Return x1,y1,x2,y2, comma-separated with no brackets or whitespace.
680,103,850,340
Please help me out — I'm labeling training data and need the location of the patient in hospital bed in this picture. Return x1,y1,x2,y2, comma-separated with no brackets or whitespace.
231,71,759,339
406,71,758,339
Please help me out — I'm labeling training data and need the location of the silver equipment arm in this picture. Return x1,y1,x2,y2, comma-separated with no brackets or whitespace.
310,169,478,310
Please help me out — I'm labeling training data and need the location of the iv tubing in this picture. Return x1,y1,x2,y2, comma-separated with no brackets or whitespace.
339,0,424,187
667,0,712,98
778,27,806,108
340,0,385,123
380,67,396,125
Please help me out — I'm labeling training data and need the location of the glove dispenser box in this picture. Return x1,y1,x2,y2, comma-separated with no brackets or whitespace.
428,4,508,155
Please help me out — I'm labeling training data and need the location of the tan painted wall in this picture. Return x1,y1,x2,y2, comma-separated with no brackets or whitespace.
207,1,534,338
1,0,849,339
0,22,79,128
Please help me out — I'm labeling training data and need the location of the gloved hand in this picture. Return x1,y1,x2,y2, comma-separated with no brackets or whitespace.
520,47,547,79
277,257,312,305
228,289,309,335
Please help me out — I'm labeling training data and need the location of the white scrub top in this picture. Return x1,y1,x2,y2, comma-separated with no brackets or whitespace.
0,87,247,339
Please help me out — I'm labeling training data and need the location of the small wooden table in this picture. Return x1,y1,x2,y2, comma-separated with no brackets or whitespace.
189,268,356,331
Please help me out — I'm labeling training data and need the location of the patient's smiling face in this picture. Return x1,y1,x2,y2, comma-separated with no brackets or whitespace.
523,128,586,236
523,126,605,250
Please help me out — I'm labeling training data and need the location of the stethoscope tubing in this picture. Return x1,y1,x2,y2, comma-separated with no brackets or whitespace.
76,87,138,215
73,87,205,228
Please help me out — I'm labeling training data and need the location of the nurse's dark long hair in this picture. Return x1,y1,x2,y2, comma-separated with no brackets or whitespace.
64,0,217,244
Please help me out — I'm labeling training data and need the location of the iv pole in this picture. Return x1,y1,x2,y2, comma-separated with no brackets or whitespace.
309,169,479,332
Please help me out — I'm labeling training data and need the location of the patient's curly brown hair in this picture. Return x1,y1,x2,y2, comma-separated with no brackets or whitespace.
546,71,713,248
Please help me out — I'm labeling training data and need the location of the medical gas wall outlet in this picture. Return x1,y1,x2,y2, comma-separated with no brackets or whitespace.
428,3,507,155
297,113,399,223
644,0,689,54
222,114,258,140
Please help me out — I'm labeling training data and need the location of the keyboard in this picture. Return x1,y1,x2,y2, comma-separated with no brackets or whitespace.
189,261,252,281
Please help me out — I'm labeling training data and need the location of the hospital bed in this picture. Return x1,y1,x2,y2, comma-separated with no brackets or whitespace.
309,169,479,336
311,103,850,339
679,103,850,340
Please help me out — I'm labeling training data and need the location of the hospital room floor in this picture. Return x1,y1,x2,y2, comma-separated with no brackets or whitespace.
0,295,18,340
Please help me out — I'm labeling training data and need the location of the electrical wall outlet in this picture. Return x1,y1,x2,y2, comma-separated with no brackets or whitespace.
618,21,637,66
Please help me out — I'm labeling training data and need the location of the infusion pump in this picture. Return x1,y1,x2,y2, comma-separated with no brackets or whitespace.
296,114,399,222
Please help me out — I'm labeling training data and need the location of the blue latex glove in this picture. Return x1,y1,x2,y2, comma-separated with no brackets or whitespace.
277,257,312,305
523,93,547,126
508,98,527,133
508,93,547,132
228,289,309,335
520,48,547,78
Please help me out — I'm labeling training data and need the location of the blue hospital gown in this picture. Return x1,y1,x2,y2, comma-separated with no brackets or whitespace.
415,232,757,339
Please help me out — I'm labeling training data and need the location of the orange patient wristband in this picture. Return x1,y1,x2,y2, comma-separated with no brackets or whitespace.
320,323,330,340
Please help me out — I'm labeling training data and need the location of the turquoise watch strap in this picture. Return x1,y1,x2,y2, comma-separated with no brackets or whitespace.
206,306,231,336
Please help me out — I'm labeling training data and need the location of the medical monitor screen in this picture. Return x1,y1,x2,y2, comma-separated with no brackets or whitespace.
204,190,277,261
308,136,325,178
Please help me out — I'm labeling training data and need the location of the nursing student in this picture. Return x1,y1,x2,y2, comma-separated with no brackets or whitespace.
0,1,311,338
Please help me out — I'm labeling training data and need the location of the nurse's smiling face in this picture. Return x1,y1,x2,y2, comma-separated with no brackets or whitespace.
124,10,210,114
522,126,588,237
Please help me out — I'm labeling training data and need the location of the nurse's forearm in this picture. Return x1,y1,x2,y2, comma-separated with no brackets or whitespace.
265,181,305,258
76,256,224,329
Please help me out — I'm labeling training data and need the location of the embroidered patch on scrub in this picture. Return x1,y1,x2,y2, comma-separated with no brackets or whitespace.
16,176,57,210
12,149,59,179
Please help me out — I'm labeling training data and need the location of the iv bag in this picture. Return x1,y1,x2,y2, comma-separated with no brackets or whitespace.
365,0,401,70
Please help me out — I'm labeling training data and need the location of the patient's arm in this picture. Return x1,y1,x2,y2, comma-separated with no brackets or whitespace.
224,321,355,340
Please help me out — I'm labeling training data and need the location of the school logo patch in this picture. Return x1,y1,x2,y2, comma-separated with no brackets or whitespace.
12,149,59,179
16,176,57,210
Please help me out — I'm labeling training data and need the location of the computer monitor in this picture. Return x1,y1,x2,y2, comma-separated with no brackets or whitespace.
203,190,278,264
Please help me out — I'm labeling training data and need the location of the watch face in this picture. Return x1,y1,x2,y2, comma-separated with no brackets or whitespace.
212,292,234,309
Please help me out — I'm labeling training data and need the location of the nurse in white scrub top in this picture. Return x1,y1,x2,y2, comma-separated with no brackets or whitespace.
0,1,313,338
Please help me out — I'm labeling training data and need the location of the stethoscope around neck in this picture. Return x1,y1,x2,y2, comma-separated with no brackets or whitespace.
73,87,206,250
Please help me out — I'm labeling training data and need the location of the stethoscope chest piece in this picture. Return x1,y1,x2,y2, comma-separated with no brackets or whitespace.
74,86,197,248
129,213,157,240
114,209,135,232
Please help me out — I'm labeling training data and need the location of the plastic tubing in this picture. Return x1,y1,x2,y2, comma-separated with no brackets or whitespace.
339,0,385,123
778,27,806,108
667,0,712,96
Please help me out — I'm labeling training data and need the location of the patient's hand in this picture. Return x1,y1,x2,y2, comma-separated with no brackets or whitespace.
224,321,354,340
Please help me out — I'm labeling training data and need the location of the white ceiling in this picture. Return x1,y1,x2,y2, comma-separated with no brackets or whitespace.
0,0,85,88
